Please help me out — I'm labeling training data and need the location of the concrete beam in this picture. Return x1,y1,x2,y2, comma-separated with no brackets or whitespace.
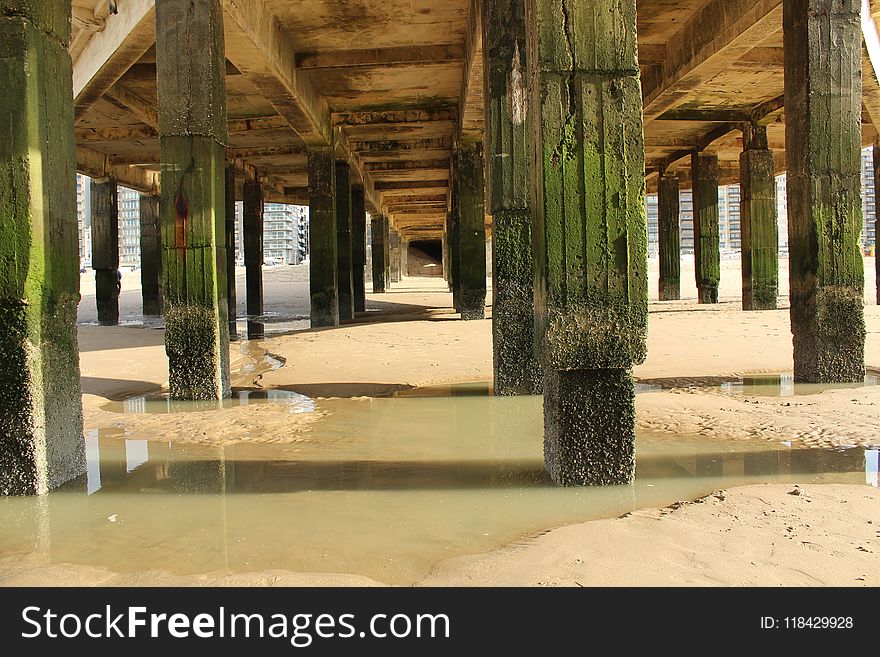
332,108,458,127
76,145,160,193
222,0,330,146
296,45,465,69
73,0,155,121
460,0,484,140
643,0,782,121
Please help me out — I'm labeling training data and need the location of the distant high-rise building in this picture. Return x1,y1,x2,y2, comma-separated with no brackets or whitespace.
233,202,309,265
76,174,92,265
118,186,140,267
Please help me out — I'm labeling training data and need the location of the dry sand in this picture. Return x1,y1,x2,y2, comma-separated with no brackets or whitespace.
65,255,880,586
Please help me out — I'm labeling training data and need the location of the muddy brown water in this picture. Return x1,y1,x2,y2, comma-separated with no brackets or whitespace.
1,381,876,585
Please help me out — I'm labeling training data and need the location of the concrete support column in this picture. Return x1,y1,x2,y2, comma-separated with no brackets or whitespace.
0,0,85,494
400,238,409,279
243,179,264,338
139,193,163,316
91,178,119,325
874,143,880,305
389,229,401,283
371,215,387,293
527,0,647,485
224,165,237,337
455,142,487,320
448,198,462,309
351,185,367,312
308,147,338,327
441,233,449,282
691,152,720,304
784,0,865,381
739,123,778,311
658,173,680,301
383,218,392,287
484,0,538,394
156,0,231,400
335,162,354,320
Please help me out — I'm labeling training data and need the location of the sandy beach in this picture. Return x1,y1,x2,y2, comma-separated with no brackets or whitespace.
17,255,879,586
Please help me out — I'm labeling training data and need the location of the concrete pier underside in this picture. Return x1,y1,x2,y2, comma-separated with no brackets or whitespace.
3,0,880,492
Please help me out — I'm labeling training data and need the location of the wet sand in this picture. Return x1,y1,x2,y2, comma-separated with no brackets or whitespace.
37,255,880,586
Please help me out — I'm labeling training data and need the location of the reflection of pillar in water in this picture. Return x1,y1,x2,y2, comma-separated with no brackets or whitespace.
866,450,879,487
97,429,129,488
815,447,865,478
695,454,724,478
744,450,780,477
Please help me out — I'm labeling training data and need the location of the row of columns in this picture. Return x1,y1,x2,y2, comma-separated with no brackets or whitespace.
656,122,779,312
0,0,873,493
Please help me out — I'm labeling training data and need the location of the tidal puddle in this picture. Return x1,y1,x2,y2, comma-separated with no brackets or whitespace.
1,391,876,585
721,373,880,397
100,389,316,415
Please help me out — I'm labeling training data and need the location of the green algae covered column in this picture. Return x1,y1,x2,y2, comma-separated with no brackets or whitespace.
91,178,119,325
351,185,367,312
784,0,865,381
371,215,387,293
0,0,85,494
456,142,488,320
308,148,338,327
156,0,231,400
484,0,538,393
526,0,648,486
335,162,355,320
739,123,778,311
691,152,720,304
224,165,237,337
658,173,680,301
139,192,163,316
448,183,462,311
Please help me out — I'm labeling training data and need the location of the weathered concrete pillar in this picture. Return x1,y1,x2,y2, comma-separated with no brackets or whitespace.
335,162,354,320
0,0,85,494
383,218,392,287
691,152,720,304
400,238,409,278
308,148,338,326
527,0,647,485
658,173,680,301
448,194,462,310
441,233,449,282
784,0,865,381
874,143,880,306
243,179,264,338
740,123,778,311
455,143,487,320
139,193,163,316
224,164,237,337
351,185,367,312
389,229,401,283
91,178,120,325
370,214,387,293
484,0,538,394
156,0,231,400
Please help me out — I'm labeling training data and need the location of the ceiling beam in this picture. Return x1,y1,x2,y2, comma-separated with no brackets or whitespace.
364,159,451,172
73,0,156,122
76,145,160,193
332,108,458,126
104,82,158,128
643,0,782,122
376,180,449,191
222,0,330,147
352,137,453,154
296,45,465,69
459,0,484,141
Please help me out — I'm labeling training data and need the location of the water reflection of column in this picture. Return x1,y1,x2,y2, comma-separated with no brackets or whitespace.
97,429,129,488
743,451,780,477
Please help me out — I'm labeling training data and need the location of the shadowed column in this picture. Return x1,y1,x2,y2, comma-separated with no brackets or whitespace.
224,165,237,337
371,215,387,293
243,179,264,338
484,0,539,394
740,123,778,310
139,192,163,316
784,0,865,381
455,142,487,320
335,162,354,320
389,229,401,283
351,185,367,312
527,0,647,485
308,148,338,327
691,152,720,304
91,178,119,325
156,0,231,400
0,0,85,494
658,173,681,301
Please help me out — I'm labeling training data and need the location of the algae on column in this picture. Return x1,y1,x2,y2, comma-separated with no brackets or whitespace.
783,0,865,381
0,0,85,493
308,148,339,327
336,162,355,320
740,123,778,311
526,0,648,485
658,173,681,302
370,215,387,294
156,0,231,400
455,142,488,321
139,193,163,316
691,152,721,304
